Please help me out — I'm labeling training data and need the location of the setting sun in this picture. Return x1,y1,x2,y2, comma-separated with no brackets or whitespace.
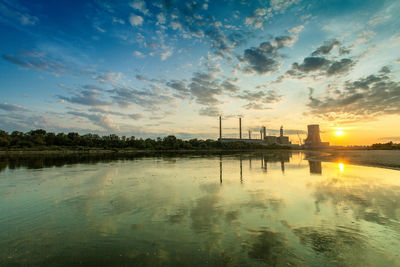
335,130,344,136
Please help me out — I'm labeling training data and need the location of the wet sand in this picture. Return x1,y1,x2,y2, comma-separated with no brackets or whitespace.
305,150,400,170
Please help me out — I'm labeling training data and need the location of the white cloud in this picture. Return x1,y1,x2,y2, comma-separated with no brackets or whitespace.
133,51,145,58
170,21,182,31
112,17,125,24
161,50,172,61
254,8,267,16
129,0,149,15
288,25,304,34
156,13,166,24
129,14,143,26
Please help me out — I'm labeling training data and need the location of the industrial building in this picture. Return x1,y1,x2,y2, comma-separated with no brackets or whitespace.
304,124,329,148
218,116,292,146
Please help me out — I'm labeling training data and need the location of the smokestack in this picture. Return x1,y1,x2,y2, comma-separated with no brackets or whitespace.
263,126,266,140
248,130,251,139
280,126,283,137
219,116,222,140
260,129,263,140
239,117,242,139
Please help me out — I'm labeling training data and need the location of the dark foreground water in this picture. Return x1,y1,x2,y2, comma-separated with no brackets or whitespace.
1,152,400,266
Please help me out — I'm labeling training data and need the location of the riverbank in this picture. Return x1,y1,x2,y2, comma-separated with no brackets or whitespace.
1,149,400,171
0,148,293,157
304,149,400,170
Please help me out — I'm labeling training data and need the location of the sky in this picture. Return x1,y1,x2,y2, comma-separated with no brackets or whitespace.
0,0,399,145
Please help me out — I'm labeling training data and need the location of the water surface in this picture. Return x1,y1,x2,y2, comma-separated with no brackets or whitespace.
1,152,400,266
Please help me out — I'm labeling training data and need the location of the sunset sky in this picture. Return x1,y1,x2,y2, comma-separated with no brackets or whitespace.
1,0,399,145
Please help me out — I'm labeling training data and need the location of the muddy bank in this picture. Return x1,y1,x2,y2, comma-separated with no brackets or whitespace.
305,150,400,170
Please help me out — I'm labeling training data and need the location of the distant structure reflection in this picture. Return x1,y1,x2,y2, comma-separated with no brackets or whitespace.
240,156,243,183
308,160,322,174
219,155,222,184
218,152,292,183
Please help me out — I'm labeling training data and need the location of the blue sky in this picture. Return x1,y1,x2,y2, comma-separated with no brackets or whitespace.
1,0,400,144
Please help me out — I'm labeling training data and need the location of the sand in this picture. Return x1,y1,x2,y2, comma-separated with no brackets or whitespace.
305,150,400,170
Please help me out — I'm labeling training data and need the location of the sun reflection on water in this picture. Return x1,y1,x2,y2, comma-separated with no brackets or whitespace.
338,163,344,172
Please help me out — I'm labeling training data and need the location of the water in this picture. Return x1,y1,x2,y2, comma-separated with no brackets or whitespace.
1,152,400,266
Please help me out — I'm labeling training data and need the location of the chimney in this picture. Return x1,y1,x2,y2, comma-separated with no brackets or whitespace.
263,126,266,140
219,116,222,140
239,117,242,139
248,130,251,139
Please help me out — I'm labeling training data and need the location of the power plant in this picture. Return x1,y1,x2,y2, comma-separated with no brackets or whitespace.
304,124,329,148
218,116,292,146
218,117,330,149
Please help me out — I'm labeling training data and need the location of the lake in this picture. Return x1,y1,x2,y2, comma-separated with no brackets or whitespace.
1,151,400,266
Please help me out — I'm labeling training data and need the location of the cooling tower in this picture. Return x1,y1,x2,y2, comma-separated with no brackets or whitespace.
305,125,321,144
304,124,329,148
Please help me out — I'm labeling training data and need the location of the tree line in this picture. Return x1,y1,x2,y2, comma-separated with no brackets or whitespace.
0,129,280,150
370,141,400,150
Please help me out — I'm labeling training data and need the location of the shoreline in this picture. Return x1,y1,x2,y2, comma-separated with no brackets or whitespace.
304,149,400,171
0,148,294,156
1,149,399,171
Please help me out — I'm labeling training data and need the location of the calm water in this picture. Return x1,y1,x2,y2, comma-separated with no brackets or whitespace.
1,152,400,266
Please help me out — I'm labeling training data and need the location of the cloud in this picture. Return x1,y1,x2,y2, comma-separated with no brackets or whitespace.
166,61,239,116
166,80,190,97
292,57,331,72
156,13,166,24
0,1,39,26
240,36,295,74
237,89,282,110
288,55,355,78
109,85,173,110
0,102,28,112
311,39,340,56
279,38,357,81
155,3,245,58
112,17,125,24
128,113,143,120
58,87,110,106
270,0,300,13
68,111,118,131
133,50,145,58
2,53,66,76
199,106,221,117
129,0,149,15
243,102,271,110
161,50,172,61
129,14,143,26
220,78,240,93
189,72,222,106
326,58,354,76
245,8,272,30
288,25,304,34
88,107,143,120
307,68,400,119
238,89,282,103
96,72,122,83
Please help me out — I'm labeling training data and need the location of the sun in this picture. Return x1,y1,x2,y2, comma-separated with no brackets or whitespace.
335,130,343,136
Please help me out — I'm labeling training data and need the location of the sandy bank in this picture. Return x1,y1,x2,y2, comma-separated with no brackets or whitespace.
305,150,400,170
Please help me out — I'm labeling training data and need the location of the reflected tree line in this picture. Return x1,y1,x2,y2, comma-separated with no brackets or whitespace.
0,151,322,176
0,152,233,173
